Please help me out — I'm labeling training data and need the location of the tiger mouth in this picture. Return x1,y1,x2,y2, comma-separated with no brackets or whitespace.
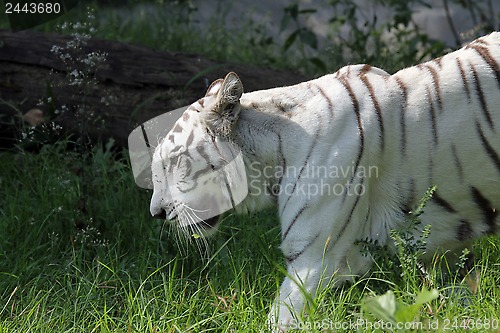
155,211,221,232
154,210,167,220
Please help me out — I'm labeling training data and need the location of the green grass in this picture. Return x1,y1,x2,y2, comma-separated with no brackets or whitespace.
0,141,283,332
1,2,499,331
1,140,499,332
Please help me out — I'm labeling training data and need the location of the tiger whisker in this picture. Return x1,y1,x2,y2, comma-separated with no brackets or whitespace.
177,204,211,257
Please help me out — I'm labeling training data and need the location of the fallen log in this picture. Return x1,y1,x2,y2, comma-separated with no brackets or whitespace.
0,29,307,148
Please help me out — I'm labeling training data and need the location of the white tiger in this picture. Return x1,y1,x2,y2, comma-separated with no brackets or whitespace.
149,32,500,331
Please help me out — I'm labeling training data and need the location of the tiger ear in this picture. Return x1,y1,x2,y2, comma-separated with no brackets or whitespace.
205,78,224,97
204,72,244,138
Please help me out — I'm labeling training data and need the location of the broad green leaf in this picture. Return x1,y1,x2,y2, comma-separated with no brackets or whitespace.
308,57,327,73
414,288,439,306
299,28,318,49
283,30,299,51
362,290,397,324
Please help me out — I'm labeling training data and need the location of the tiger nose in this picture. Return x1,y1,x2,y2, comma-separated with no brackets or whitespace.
150,192,167,219
152,209,167,220
150,204,167,219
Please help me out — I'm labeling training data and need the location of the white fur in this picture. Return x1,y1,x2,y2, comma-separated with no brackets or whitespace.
150,33,500,331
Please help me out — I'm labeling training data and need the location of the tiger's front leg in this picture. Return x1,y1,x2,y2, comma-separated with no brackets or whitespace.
268,254,324,332
268,198,374,331
268,227,341,332
268,238,372,332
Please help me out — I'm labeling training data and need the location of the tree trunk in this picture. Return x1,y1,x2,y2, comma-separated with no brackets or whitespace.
0,29,307,148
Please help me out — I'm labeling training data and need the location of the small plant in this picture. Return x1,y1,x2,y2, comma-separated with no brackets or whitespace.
49,7,108,126
355,187,440,332
356,186,436,291
26,8,114,255
361,287,439,332
280,3,327,73
278,0,450,74
390,187,435,284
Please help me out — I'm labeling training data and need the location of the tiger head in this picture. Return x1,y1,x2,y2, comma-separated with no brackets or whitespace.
149,72,248,237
